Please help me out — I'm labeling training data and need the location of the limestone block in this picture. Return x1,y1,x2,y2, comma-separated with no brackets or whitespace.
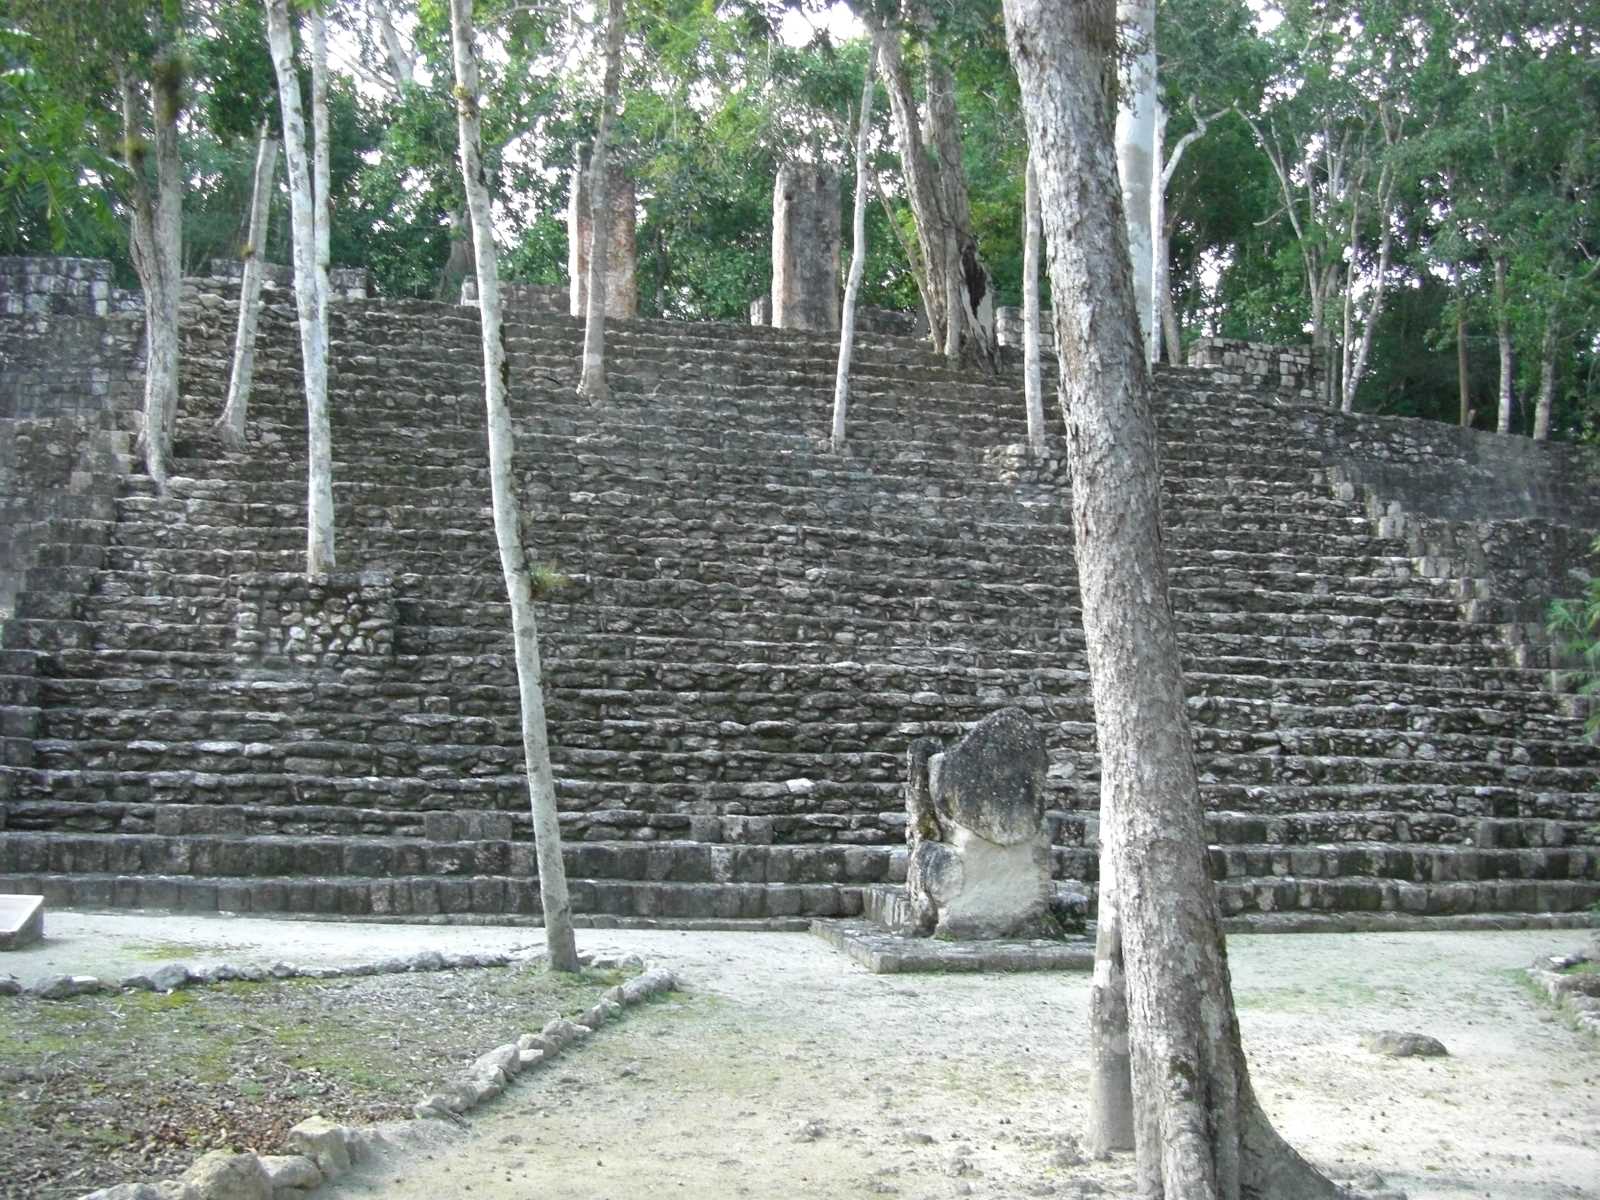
181,1150,271,1200
0,893,43,949
284,1116,358,1178
256,1156,322,1194
771,164,841,332
568,150,638,319
902,707,1051,940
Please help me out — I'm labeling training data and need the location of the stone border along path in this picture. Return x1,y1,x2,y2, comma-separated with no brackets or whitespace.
52,954,680,1200
1526,945,1600,1042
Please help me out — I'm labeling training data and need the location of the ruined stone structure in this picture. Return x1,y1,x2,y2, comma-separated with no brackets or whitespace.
567,154,638,320
902,708,1053,939
770,165,841,332
1,256,1598,925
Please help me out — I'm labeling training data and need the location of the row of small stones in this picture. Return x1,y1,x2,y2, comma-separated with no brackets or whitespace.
0,949,677,1200
1526,950,1600,1042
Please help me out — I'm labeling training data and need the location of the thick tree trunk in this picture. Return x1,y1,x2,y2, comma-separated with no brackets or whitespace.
578,0,624,405
832,44,879,454
266,0,335,576
1114,0,1157,363
217,123,280,449
1001,4,1344,1197
449,0,581,974
1085,864,1135,1156
1493,254,1514,434
1533,316,1557,441
1022,156,1046,456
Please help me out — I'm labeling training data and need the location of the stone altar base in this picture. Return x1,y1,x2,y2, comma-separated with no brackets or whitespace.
0,894,44,950
810,884,1094,974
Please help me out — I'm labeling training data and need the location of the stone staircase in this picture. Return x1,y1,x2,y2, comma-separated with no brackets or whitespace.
1,292,1597,926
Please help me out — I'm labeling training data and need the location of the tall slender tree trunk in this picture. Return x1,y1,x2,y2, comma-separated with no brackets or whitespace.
578,0,624,405
1493,254,1514,434
1455,265,1471,428
449,0,581,973
1533,316,1558,442
832,44,879,454
217,122,280,449
1022,156,1046,456
1001,3,1343,1196
119,28,185,492
1114,0,1157,363
266,0,336,577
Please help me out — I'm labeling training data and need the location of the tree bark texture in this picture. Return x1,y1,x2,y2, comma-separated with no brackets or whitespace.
449,0,581,974
832,43,879,453
1022,155,1046,456
1000,4,1344,1197
578,0,625,405
266,0,336,577
1114,0,1157,363
217,123,280,449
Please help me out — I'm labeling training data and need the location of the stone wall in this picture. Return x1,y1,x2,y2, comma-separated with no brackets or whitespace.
202,259,373,303
994,305,1055,354
460,280,571,317
0,257,140,318
771,164,840,332
229,572,398,669
567,155,639,319
1187,336,1323,403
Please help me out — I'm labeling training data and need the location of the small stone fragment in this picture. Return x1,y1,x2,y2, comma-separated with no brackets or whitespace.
31,973,102,999
0,978,19,996
540,1017,591,1048
148,963,191,993
472,1043,521,1079
411,950,447,972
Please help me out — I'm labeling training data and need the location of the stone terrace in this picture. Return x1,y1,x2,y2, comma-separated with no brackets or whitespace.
1,283,1598,925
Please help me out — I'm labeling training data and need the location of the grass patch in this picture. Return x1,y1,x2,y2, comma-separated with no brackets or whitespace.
0,963,632,1200
124,939,237,962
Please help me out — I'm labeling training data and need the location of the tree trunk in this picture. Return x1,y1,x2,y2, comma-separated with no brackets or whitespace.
1085,862,1135,1156
266,0,336,577
449,0,581,974
1493,254,1514,435
119,52,183,492
1114,0,1157,363
1455,266,1471,428
578,0,624,405
217,122,280,450
1022,155,1046,456
1000,4,1344,1196
1533,315,1557,441
832,44,879,454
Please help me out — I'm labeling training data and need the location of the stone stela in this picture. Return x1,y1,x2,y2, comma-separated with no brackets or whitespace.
901,707,1053,940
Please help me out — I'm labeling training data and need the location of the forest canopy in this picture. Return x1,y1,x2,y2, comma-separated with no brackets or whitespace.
3,0,1596,439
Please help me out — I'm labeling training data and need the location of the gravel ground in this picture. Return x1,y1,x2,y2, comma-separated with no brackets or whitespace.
324,927,1600,1200
3,917,1597,1200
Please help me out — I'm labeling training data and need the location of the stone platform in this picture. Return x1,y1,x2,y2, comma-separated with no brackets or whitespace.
0,893,43,950
810,918,1094,974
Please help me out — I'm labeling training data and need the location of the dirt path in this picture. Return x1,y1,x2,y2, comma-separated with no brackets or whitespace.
322,927,1598,1200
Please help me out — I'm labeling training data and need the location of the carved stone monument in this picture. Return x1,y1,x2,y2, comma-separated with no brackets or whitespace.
568,149,638,319
902,707,1052,939
770,164,840,332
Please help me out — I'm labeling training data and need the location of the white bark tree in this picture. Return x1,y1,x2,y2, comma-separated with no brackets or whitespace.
265,0,336,577
1153,98,1227,365
1022,155,1046,456
448,0,581,974
1493,253,1515,433
116,38,185,492
832,43,879,454
577,0,624,405
216,121,281,450
1001,2,1345,1196
1115,0,1158,363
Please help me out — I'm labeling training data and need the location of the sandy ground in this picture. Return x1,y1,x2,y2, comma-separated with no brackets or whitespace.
273,925,1598,1200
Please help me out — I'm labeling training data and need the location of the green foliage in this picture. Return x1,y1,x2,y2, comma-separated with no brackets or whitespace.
528,563,572,599
1549,535,1600,737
